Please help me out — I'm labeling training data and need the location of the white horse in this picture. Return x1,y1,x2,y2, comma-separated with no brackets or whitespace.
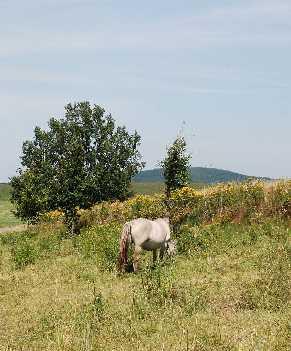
118,217,176,272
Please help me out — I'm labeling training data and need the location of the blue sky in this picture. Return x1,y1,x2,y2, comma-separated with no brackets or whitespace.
0,0,290,181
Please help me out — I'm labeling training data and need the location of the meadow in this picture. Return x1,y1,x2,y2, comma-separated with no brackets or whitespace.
0,180,290,350
0,184,21,228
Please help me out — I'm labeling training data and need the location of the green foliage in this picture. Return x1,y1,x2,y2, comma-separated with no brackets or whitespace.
139,264,176,306
161,136,191,197
10,170,47,224
81,180,290,229
177,219,290,258
11,238,38,269
1,226,64,269
10,102,144,231
74,224,120,271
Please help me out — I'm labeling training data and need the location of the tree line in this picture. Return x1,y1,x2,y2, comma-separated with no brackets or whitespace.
11,101,191,234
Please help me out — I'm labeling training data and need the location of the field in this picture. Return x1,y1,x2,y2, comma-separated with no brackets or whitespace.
0,181,290,350
0,184,21,228
131,181,166,195
0,219,290,350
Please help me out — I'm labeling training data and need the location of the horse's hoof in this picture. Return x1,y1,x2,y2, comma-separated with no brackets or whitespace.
126,263,134,273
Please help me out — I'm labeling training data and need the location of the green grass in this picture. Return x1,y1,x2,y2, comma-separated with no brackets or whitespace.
0,219,290,350
0,200,22,228
0,183,22,228
131,181,165,195
131,181,206,195
0,183,11,201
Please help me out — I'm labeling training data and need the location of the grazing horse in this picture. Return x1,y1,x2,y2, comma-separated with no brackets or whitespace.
117,217,176,272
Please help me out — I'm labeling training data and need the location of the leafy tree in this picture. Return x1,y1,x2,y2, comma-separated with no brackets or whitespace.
11,102,144,234
161,136,191,198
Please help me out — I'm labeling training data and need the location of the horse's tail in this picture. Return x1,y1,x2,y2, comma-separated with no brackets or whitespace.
117,222,132,272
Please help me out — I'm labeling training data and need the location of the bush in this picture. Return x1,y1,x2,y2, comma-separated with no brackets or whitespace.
74,224,121,271
11,238,38,269
1,226,65,269
176,224,203,255
79,180,290,228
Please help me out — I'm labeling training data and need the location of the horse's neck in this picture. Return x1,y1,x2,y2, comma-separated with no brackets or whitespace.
157,220,171,240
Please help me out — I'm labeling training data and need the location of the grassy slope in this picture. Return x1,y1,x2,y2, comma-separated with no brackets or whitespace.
0,219,290,350
0,184,21,228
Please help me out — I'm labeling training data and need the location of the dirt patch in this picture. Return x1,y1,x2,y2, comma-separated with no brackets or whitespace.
0,224,27,234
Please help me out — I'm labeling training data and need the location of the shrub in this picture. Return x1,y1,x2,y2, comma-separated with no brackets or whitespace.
264,181,291,217
175,224,202,255
11,238,38,269
74,224,121,271
42,180,291,228
39,210,65,223
1,226,65,269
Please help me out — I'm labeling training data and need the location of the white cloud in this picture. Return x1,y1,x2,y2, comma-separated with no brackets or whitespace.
1,0,291,57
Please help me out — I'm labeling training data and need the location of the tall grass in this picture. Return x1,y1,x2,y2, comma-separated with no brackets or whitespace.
0,218,290,350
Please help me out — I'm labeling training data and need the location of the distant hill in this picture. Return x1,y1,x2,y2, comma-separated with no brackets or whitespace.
133,167,271,184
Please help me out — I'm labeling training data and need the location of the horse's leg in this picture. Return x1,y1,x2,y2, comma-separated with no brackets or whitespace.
159,244,165,261
152,249,157,266
133,246,142,272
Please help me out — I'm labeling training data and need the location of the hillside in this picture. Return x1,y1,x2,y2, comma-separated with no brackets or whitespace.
0,181,290,349
134,167,271,183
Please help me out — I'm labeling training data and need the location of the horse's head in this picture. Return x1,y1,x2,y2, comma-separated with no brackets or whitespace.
166,240,177,256
160,217,170,224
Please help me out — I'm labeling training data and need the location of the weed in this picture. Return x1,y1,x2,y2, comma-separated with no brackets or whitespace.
139,264,176,306
11,238,38,269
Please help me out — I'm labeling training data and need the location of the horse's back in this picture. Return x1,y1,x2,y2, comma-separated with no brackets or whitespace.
130,218,170,250
130,218,152,244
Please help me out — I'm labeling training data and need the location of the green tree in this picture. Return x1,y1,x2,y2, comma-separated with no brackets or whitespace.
161,136,191,198
11,102,144,234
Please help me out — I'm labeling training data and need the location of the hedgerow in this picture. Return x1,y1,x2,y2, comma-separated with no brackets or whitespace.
42,180,290,228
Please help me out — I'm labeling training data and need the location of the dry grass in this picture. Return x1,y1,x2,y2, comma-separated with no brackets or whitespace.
0,219,290,350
